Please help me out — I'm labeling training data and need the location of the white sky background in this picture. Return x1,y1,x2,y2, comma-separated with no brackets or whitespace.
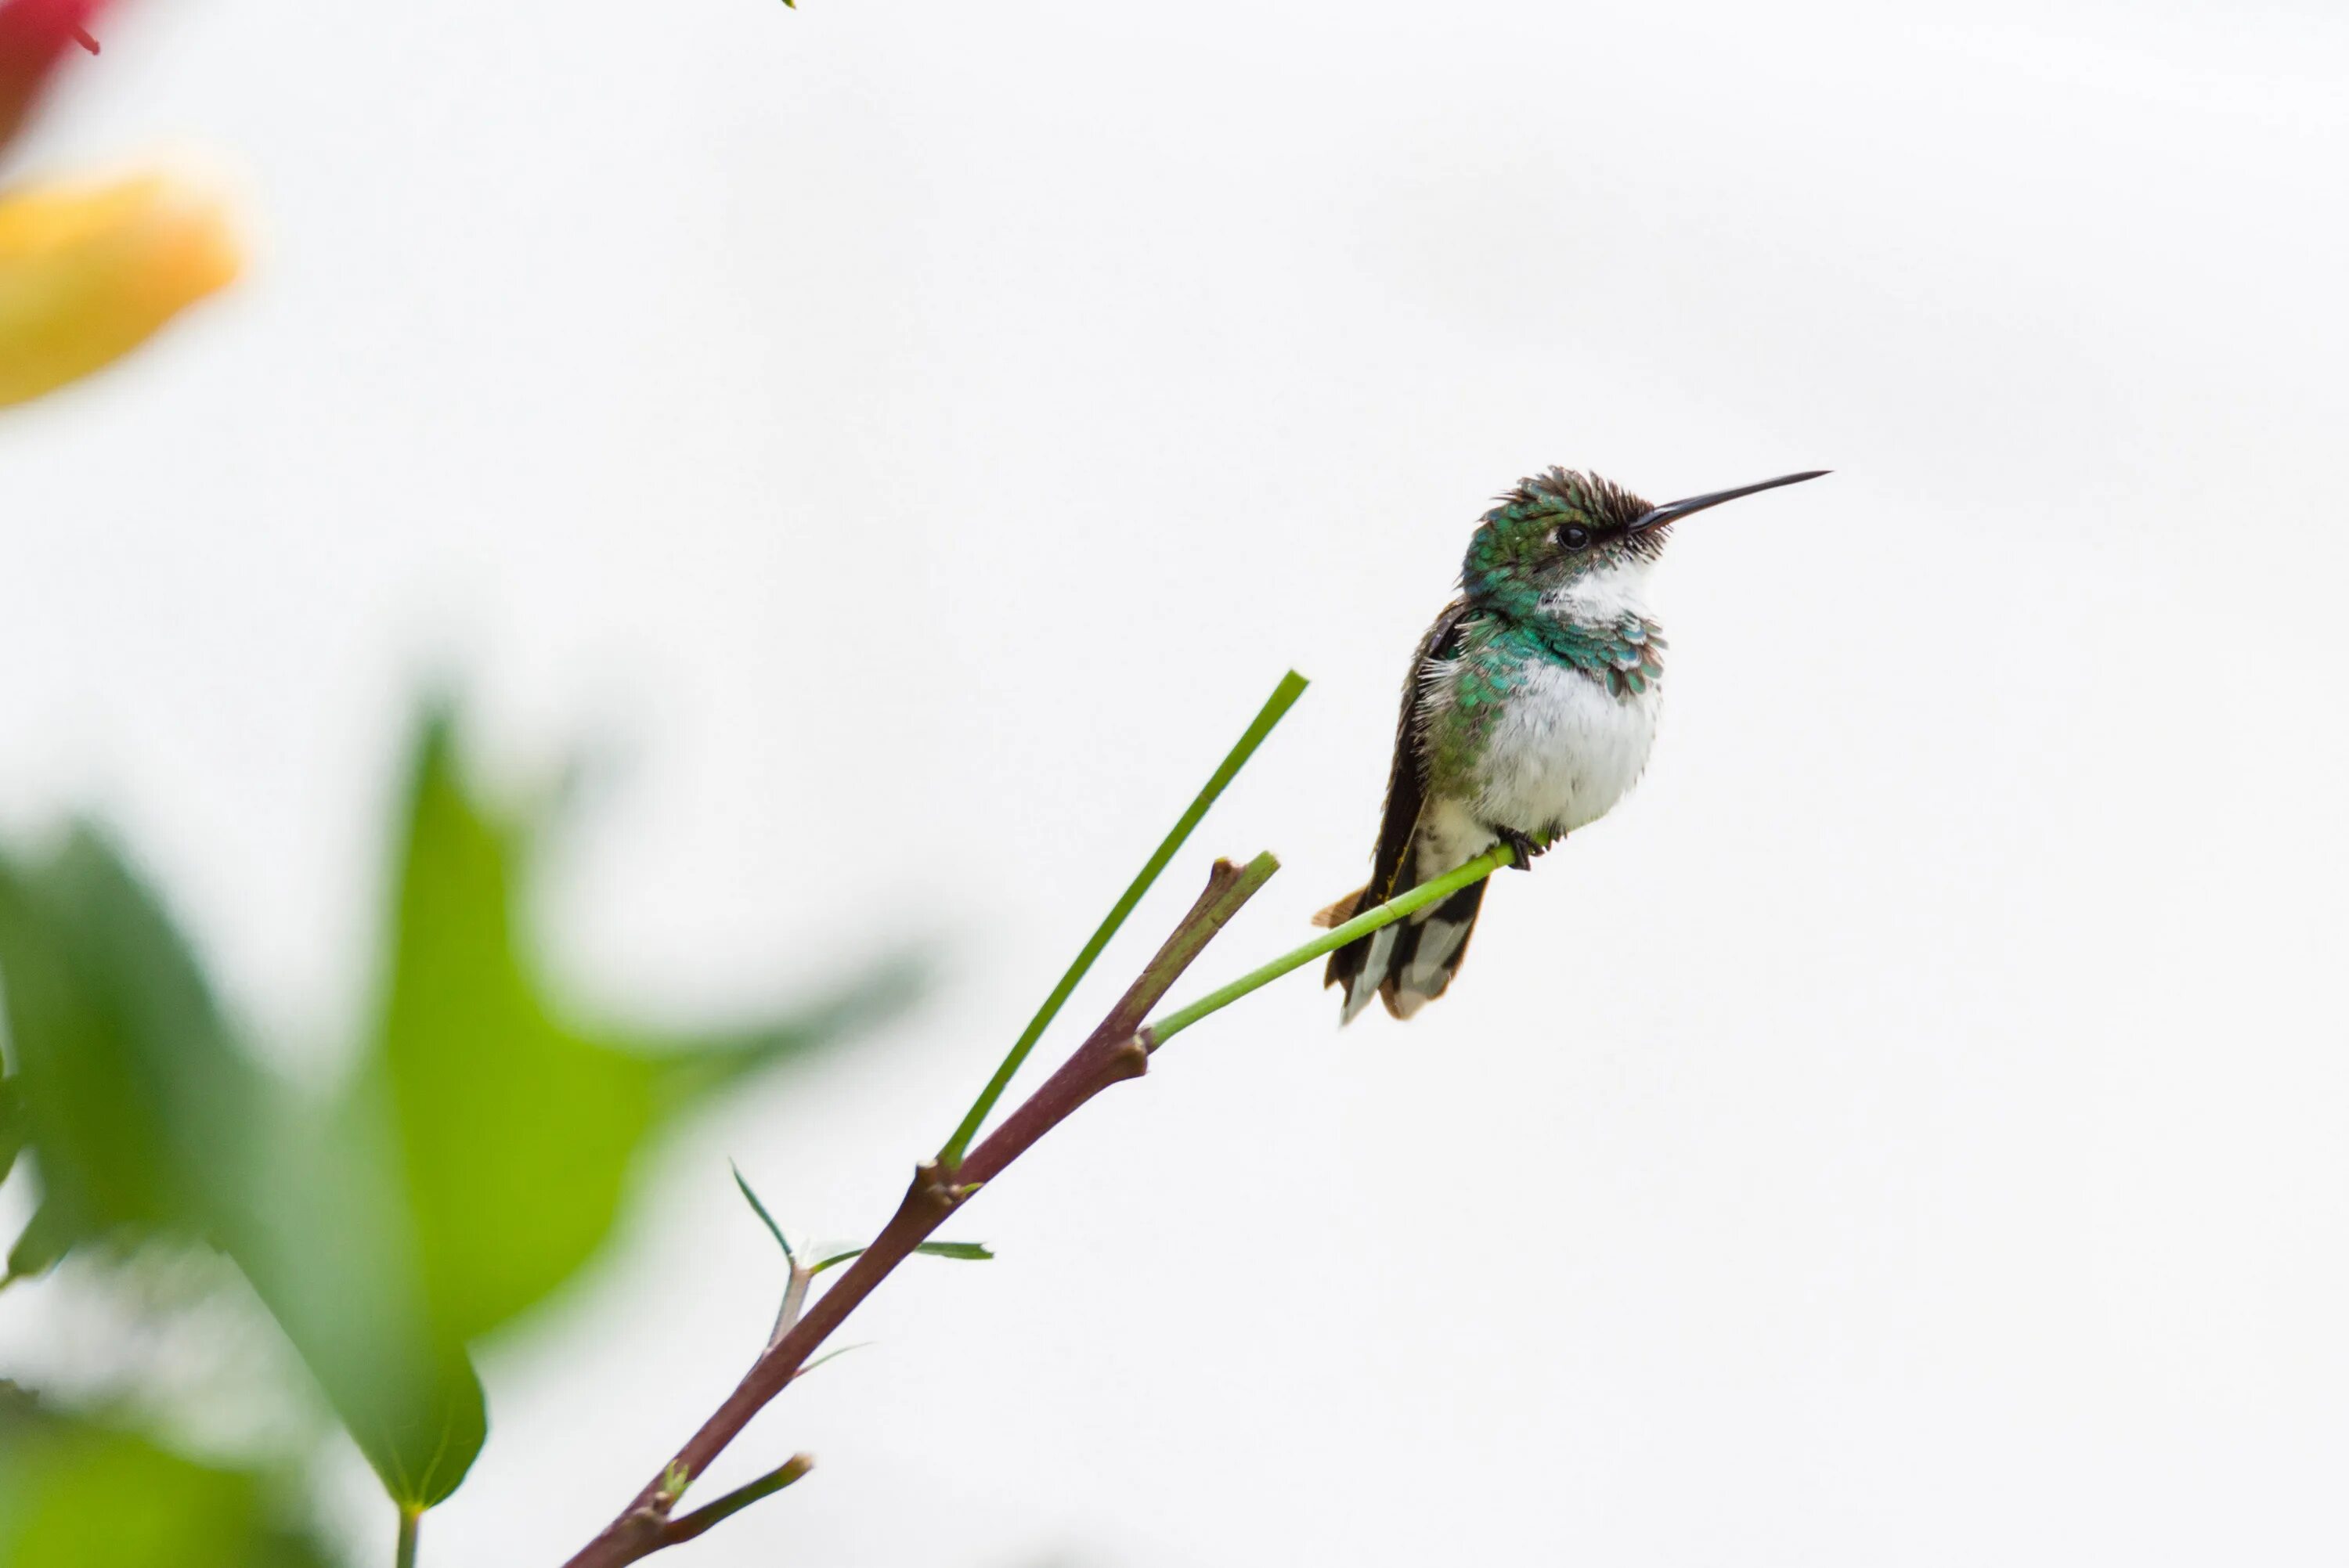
4,0,2348,1563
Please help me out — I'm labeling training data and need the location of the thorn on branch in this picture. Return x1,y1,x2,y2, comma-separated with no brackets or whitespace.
905,1159,958,1223
1103,1033,1149,1082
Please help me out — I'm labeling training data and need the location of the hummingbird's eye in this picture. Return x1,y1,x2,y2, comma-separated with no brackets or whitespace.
1556,524,1591,552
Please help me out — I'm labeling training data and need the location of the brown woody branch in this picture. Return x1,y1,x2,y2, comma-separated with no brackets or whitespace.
558,853,1278,1568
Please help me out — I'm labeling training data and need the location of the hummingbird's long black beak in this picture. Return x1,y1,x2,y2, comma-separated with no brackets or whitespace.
1628,470,1829,533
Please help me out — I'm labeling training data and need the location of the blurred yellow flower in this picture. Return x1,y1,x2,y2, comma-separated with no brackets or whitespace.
0,171,239,407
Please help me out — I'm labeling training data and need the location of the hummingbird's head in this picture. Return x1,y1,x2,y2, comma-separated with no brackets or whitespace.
1463,468,1654,615
1461,466,1828,618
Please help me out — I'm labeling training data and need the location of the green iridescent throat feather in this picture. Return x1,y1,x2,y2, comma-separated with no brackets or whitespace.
1421,611,1665,789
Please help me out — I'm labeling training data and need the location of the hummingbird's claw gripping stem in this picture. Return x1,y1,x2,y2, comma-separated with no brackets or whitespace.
1496,827,1547,871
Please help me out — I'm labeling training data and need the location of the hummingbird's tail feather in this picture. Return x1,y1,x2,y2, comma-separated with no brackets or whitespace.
1378,880,1485,1019
1312,889,1365,930
1317,885,1384,1022
1319,875,1488,1024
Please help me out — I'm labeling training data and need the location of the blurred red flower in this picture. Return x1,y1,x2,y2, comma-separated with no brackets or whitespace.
0,0,104,157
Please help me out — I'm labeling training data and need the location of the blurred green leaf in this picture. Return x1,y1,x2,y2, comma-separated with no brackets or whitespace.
0,1076,21,1184
0,1388,339,1568
345,1350,486,1514
377,718,668,1343
0,827,485,1509
3,1197,74,1287
378,711,920,1344
0,698,919,1521
236,1092,485,1509
0,833,267,1250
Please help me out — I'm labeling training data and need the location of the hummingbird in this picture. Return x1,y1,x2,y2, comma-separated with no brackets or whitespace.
1319,465,1828,1023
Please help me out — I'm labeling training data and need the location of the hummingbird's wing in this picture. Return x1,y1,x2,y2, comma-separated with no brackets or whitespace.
1322,599,1477,1023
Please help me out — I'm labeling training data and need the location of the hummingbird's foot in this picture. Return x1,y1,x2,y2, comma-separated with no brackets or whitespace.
1496,827,1548,871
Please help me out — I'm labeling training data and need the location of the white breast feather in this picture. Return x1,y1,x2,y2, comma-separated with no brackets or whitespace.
1470,659,1659,838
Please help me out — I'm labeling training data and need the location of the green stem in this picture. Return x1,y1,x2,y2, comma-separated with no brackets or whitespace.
767,1262,812,1350
395,1509,420,1568
938,670,1308,1164
1142,838,1529,1044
